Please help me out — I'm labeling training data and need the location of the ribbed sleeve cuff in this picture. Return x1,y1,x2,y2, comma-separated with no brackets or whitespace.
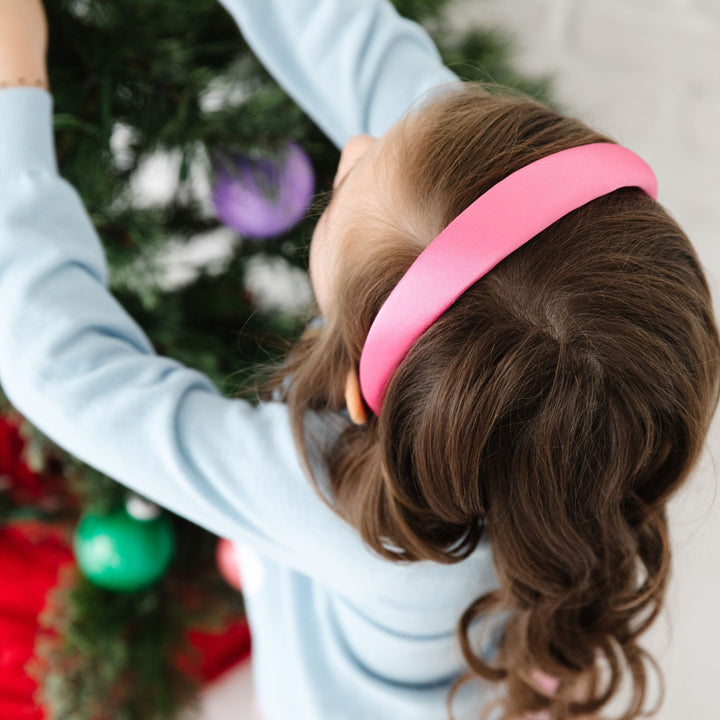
0,87,57,183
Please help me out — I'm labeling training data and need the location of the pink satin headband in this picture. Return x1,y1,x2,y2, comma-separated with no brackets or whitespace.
358,142,658,416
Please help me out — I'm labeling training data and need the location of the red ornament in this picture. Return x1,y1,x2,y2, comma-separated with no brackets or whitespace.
215,537,243,591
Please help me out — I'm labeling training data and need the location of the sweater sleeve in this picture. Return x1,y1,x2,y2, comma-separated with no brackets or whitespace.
0,88,385,591
0,1,462,596
217,0,461,148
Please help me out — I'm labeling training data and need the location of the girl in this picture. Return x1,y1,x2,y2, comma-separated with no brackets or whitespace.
1,1,718,719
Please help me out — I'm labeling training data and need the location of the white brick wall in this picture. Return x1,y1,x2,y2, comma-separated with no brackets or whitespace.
449,2,720,718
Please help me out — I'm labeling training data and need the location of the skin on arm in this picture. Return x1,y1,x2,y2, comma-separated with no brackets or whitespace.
0,0,49,89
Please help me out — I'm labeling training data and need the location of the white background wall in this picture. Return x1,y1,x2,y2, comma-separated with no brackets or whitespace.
187,2,720,718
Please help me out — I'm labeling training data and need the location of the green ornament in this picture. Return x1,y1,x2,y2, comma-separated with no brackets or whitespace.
73,502,175,593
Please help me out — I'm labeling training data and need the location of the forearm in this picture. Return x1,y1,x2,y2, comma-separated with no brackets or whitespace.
0,0,49,90
219,0,459,148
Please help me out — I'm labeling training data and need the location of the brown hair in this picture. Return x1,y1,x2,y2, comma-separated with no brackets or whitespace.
260,82,720,719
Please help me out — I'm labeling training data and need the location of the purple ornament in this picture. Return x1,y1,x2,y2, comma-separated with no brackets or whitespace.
211,141,315,239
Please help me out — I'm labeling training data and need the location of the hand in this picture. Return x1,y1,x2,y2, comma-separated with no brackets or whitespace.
0,0,49,88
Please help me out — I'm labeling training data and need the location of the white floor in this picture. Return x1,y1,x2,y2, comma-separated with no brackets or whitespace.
184,1,720,718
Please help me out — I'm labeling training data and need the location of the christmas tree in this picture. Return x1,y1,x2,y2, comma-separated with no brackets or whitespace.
0,1,551,718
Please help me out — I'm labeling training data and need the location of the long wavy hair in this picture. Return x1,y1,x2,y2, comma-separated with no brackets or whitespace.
258,82,720,719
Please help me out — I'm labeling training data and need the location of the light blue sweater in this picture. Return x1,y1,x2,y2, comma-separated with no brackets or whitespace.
0,1,505,717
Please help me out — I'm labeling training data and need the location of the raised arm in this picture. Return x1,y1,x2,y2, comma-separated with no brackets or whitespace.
0,0,383,595
218,0,460,148
0,89,349,576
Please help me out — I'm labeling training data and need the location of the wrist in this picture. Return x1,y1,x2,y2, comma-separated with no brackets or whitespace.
0,77,50,91
0,33,48,90
0,59,48,90
0,56,48,90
